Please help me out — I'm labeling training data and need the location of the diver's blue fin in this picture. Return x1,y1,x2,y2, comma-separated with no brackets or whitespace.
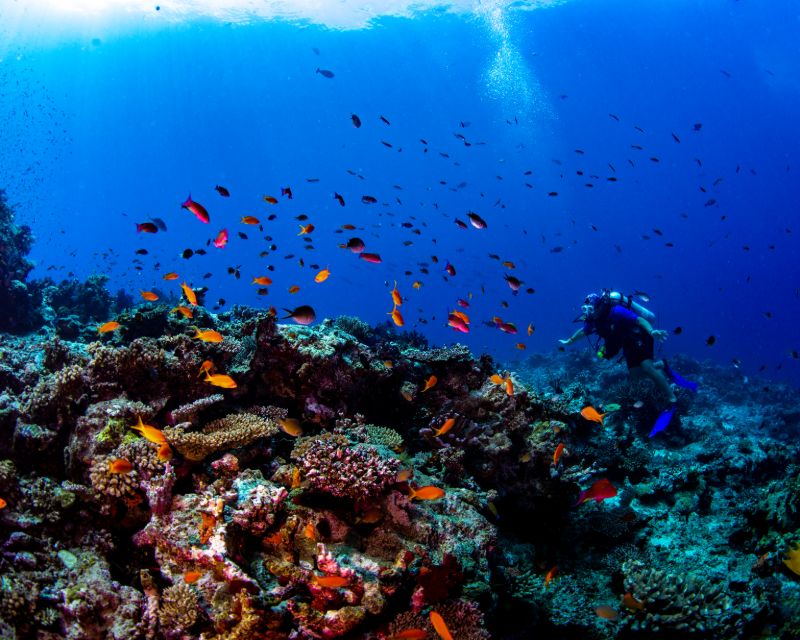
663,359,698,393
649,406,676,438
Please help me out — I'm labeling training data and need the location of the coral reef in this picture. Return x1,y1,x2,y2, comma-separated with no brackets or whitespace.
0,297,799,639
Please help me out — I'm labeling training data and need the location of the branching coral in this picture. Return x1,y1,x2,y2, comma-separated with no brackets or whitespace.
159,583,198,634
164,412,278,461
89,454,140,499
621,559,745,636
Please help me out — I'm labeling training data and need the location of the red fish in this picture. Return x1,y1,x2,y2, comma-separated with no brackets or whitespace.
213,228,228,248
444,262,456,276
454,218,468,229
215,185,230,197
136,222,158,233
359,252,382,264
575,478,617,506
182,194,210,223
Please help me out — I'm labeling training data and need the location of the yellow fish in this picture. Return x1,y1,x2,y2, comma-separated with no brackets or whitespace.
193,328,223,343
130,416,167,445
180,282,198,306
315,268,330,283
204,372,237,389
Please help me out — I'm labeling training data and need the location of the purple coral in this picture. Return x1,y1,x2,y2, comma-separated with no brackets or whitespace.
293,434,401,500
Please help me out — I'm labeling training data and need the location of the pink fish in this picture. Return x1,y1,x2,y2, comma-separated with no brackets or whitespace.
448,313,470,333
359,252,382,264
182,194,210,223
213,228,228,248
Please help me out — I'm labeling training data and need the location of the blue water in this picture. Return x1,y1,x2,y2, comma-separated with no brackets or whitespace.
1,0,799,384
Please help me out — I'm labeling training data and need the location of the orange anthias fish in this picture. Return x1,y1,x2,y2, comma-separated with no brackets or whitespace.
171,306,193,319
193,328,224,343
288,285,301,294
313,575,348,588
130,416,167,445
622,592,645,611
396,468,413,482
180,282,198,306
595,606,619,621
433,417,456,437
263,195,278,204
315,268,330,283
429,611,453,640
489,374,505,385
0,498,6,509
97,321,120,334
241,215,260,225
163,272,179,281
204,372,237,389
389,306,404,327
505,376,514,396
157,443,173,462
298,223,315,235
197,360,214,376
140,291,159,302
391,281,402,306
252,276,273,286
421,375,437,392
409,485,445,501
575,478,617,506
553,443,565,466
278,418,302,437
183,571,203,584
580,406,606,424
544,565,558,588
108,458,134,474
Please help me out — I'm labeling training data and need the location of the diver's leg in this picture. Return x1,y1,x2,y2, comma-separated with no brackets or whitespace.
639,359,677,403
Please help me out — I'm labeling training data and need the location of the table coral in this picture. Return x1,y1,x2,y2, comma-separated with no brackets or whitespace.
164,412,279,461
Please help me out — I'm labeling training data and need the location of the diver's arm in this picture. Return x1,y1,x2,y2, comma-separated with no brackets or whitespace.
637,317,667,341
559,327,586,345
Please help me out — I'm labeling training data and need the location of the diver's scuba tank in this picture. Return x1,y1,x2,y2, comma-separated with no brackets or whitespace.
607,290,656,322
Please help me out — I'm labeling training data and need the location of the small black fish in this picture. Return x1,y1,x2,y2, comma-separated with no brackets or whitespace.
215,185,230,197
693,123,702,131
296,214,309,221
334,193,345,207
609,113,620,121
380,115,391,125
182,248,194,259
673,326,683,335
706,335,716,346
238,232,248,240
671,132,681,143
135,248,148,255
316,68,334,78
550,246,564,253
351,113,361,128
381,141,393,148
361,195,377,204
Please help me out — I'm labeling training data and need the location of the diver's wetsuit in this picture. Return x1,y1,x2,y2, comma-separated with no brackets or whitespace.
584,304,653,369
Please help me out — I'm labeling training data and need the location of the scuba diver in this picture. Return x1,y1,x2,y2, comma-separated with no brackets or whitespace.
559,290,696,436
